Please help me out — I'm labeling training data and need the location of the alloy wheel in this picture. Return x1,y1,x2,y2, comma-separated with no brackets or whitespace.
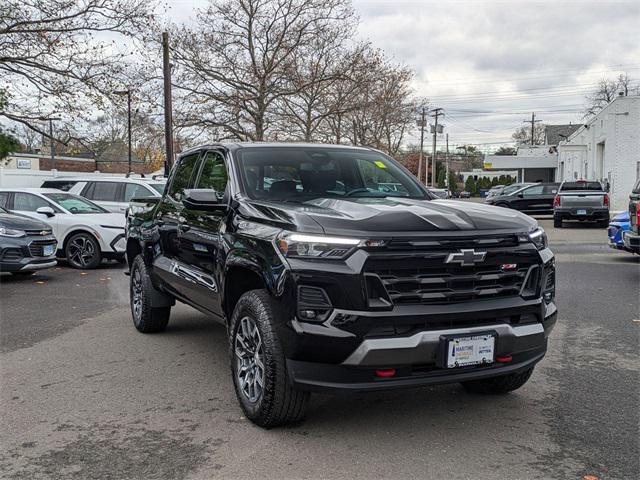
131,267,143,322
234,316,265,403
68,235,97,268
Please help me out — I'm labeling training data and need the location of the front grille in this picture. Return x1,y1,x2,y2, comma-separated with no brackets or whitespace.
28,240,57,257
385,235,519,251
24,229,52,236
365,246,539,305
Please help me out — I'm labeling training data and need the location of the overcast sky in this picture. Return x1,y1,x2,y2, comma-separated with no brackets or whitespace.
165,0,640,151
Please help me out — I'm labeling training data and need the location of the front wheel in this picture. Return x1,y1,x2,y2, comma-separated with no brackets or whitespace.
130,255,170,333
229,290,309,428
461,366,534,394
65,232,102,269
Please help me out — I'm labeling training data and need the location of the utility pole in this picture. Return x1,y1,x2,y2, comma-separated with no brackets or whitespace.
445,133,450,191
523,112,542,146
39,116,61,171
114,89,132,174
430,108,444,187
162,31,174,177
417,106,426,184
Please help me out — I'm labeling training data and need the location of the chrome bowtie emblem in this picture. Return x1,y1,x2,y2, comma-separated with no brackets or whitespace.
445,249,487,266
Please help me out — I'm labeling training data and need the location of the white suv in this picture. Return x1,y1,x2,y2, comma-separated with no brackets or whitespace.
63,177,166,213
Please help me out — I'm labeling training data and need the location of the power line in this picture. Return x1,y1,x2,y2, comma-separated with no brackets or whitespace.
423,64,640,87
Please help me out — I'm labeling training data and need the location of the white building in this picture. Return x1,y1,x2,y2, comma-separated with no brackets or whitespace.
557,95,640,211
482,145,558,183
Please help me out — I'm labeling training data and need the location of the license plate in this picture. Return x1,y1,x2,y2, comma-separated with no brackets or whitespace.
446,334,495,368
577,209,587,215
43,244,55,256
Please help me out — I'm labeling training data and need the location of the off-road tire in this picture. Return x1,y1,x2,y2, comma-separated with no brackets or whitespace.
461,366,534,394
130,255,170,333
229,289,309,428
553,216,562,228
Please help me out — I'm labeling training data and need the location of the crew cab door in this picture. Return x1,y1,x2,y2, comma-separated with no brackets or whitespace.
515,184,544,212
175,149,229,317
152,151,201,298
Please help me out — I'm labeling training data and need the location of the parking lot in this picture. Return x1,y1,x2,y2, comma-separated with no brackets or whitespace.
1,215,638,480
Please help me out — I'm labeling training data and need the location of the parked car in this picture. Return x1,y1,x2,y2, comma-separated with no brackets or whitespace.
63,177,166,213
427,187,449,199
458,190,471,198
485,185,505,198
0,205,57,274
553,180,609,228
607,211,631,251
126,143,557,428
0,188,126,269
486,183,559,215
622,178,640,254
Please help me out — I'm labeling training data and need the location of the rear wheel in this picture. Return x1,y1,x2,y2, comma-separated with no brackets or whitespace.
229,290,309,428
65,232,102,269
130,255,170,333
461,366,534,394
553,215,562,228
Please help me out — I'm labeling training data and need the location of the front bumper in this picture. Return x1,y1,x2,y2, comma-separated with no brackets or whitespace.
622,231,640,253
0,236,58,273
554,207,609,221
287,301,557,393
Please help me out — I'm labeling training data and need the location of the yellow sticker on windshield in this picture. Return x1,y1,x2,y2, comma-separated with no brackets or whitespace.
374,161,387,168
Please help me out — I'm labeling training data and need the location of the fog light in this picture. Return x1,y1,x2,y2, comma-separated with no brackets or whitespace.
543,292,553,302
299,310,317,320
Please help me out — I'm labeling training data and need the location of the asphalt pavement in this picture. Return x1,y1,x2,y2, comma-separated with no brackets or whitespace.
1,216,638,479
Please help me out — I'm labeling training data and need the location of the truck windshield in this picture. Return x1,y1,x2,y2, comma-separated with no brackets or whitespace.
237,147,428,201
561,181,603,191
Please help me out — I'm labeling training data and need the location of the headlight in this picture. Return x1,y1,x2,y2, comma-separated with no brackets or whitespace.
0,227,26,238
520,227,547,250
276,232,361,259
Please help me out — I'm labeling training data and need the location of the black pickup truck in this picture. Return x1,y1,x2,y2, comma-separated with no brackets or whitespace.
125,143,557,427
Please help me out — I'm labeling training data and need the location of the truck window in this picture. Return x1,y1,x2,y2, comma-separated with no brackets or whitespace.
197,151,228,195
168,153,200,201
561,181,603,191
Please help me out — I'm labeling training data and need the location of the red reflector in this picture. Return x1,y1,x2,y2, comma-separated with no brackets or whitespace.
496,355,512,363
375,368,396,378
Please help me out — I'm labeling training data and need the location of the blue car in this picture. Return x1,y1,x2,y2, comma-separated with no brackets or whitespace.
608,211,631,250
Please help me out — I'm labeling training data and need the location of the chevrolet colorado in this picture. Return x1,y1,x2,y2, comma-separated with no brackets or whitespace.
125,143,557,428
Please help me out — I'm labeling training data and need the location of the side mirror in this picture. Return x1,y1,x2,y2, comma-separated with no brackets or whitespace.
183,189,226,212
36,206,56,217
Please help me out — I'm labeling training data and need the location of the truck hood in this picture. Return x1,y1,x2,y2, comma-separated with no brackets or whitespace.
242,197,537,237
0,212,51,230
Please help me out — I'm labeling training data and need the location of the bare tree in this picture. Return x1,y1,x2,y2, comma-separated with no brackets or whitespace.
584,73,638,117
512,123,546,146
170,0,355,142
0,0,156,138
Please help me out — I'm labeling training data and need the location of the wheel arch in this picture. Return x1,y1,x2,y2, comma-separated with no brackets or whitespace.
223,263,271,321
62,228,101,253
